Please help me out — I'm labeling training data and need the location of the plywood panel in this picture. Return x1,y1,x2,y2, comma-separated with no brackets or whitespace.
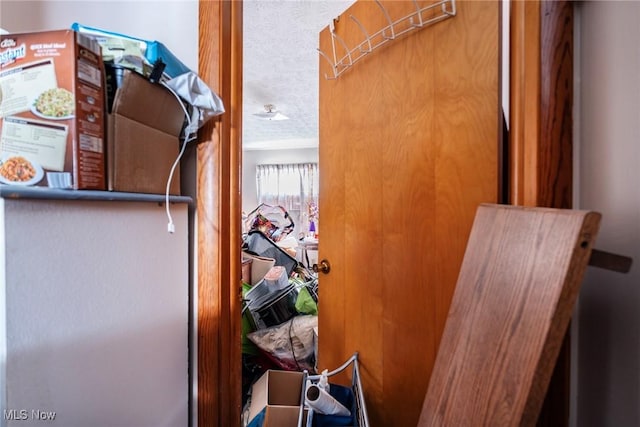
418,204,600,426
319,1,499,426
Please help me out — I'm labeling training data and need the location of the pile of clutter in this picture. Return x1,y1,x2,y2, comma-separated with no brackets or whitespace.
241,204,319,404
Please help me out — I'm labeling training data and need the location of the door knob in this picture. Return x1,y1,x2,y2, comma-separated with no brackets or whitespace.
313,259,331,275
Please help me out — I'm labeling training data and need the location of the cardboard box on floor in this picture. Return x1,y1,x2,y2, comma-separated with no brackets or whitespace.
248,370,304,427
108,69,183,195
0,29,106,189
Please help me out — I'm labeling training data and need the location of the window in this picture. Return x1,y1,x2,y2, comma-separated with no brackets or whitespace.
255,163,318,238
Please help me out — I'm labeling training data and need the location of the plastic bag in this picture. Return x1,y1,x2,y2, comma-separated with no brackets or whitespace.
244,204,295,242
296,286,318,315
247,315,317,372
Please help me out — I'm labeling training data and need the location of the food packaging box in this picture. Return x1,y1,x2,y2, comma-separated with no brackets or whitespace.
0,29,106,189
107,69,183,195
247,370,305,427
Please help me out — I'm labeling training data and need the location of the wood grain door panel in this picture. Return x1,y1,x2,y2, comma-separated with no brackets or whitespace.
319,2,500,425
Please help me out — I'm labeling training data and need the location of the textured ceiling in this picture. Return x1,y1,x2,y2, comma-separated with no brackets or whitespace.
242,0,355,150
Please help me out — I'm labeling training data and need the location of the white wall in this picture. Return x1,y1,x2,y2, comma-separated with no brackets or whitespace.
0,0,198,72
575,2,640,426
3,200,189,427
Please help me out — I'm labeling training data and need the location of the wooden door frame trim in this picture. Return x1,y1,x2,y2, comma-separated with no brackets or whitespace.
510,0,573,209
510,0,541,206
197,1,243,426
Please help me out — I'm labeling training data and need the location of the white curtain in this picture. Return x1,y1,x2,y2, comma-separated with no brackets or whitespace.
256,163,319,236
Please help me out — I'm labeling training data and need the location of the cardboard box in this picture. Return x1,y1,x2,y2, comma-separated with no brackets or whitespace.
248,370,304,427
108,69,183,195
0,29,106,189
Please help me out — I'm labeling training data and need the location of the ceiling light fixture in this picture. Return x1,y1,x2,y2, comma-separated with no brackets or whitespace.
253,104,289,121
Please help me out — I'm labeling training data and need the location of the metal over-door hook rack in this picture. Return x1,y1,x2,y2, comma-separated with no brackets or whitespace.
318,0,457,80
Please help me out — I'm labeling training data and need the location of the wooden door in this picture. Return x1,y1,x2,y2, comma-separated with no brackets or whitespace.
318,1,500,426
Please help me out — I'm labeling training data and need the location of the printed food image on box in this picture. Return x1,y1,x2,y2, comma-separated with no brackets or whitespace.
0,29,106,189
